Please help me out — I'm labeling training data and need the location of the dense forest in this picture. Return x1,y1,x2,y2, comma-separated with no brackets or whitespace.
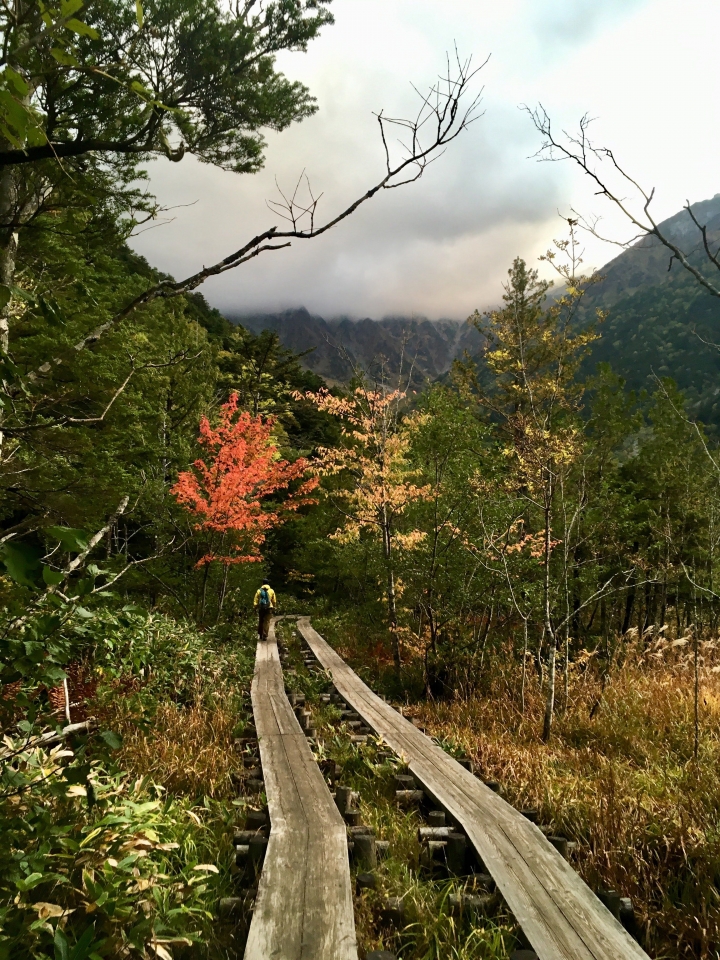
3,1,720,959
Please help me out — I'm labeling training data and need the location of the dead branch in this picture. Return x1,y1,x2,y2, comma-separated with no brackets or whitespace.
52,495,130,589
0,719,97,765
17,51,485,391
525,105,720,300
3,349,203,434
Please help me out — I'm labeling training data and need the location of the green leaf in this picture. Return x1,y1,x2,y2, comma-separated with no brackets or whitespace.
135,0,143,28
63,763,91,785
130,79,152,99
0,121,22,149
0,89,29,140
26,123,48,147
0,541,43,588
0,285,10,311
38,296,66,327
0,350,19,378
70,924,97,960
64,18,99,39
47,526,88,553
16,872,44,892
43,565,65,586
54,925,69,960
42,664,68,684
75,606,94,619
4,67,29,96
10,284,36,303
100,730,122,750
50,47,80,67
60,0,84,16
36,612,63,634
23,640,46,661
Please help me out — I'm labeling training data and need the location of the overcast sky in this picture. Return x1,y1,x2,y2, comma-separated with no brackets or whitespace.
129,0,720,321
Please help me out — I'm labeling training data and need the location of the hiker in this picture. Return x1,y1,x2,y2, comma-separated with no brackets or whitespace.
253,581,276,640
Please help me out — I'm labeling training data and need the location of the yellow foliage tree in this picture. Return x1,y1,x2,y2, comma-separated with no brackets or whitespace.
300,385,428,674
460,230,602,739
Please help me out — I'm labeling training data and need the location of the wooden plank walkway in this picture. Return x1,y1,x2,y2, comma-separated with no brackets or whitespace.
245,619,357,960
297,617,651,960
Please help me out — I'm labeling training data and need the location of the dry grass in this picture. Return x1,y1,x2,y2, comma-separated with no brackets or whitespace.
315,614,720,958
412,652,720,959
99,681,245,799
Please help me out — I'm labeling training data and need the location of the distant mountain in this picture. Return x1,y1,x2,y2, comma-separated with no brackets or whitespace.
229,194,720,425
231,309,483,386
579,193,720,425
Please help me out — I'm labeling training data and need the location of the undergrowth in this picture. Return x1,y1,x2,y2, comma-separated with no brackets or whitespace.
0,610,258,960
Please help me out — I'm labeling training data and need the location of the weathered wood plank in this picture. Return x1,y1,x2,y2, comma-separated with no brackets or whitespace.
245,621,357,960
297,617,650,960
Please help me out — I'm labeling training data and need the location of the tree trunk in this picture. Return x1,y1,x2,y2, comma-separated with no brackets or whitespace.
382,506,400,676
200,562,211,621
0,162,44,460
542,489,557,743
0,164,43,352
217,562,230,621
479,603,494,671
621,586,635,635
0,165,19,355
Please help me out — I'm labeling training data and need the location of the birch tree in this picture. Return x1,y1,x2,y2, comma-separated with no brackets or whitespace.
460,248,600,739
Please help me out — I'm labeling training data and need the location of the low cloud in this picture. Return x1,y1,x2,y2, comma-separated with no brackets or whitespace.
129,0,718,321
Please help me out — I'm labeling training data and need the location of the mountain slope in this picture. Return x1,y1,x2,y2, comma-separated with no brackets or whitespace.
234,309,482,386
580,194,720,423
230,194,720,425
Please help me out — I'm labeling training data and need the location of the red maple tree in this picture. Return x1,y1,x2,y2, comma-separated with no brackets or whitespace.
172,393,318,565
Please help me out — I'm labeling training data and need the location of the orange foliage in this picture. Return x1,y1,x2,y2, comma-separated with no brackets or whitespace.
172,393,318,565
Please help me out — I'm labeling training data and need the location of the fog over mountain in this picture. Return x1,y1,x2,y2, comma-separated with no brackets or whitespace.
230,195,720,422
232,310,483,386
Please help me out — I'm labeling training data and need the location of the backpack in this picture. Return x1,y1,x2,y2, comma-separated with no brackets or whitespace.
258,586,271,611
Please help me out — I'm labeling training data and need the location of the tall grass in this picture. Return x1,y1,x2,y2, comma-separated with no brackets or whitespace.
314,613,720,959
101,683,245,799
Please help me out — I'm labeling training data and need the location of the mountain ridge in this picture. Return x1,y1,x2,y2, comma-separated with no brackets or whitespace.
231,309,483,385
228,193,720,422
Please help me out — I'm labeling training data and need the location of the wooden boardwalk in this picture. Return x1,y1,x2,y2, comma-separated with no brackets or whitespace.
245,619,357,960
297,617,651,960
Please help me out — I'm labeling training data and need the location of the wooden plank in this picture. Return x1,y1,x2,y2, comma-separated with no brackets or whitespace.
297,617,650,960
245,620,357,960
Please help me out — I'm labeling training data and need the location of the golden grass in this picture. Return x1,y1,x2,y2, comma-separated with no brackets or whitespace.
316,614,720,957
99,683,244,799
411,653,720,959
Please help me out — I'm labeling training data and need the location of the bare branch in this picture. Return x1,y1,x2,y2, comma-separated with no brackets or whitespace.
51,495,130,591
525,105,720,300
0,719,96,765
16,51,486,390
5,350,202,433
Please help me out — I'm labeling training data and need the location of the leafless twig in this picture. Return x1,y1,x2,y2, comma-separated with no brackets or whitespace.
525,105,720,300
17,51,486,392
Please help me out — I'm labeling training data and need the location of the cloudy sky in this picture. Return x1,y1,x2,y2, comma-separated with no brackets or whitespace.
130,0,720,321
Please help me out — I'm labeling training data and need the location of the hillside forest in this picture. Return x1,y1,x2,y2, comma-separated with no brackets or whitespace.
3,2,720,960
